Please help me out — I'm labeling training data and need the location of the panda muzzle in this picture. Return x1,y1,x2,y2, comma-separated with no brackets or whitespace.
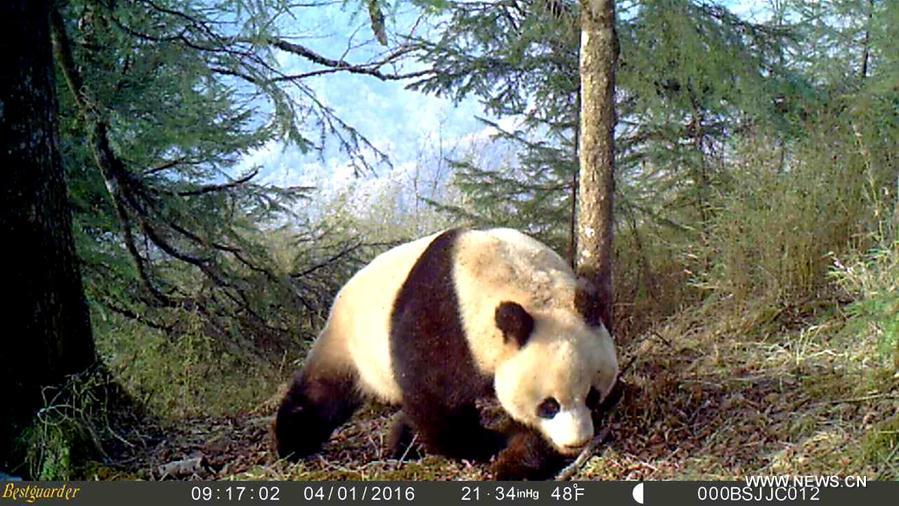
563,440,590,451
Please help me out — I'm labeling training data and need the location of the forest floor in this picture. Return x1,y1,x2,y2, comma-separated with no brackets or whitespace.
101,300,898,481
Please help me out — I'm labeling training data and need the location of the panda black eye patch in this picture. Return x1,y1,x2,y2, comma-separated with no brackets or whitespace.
536,397,560,419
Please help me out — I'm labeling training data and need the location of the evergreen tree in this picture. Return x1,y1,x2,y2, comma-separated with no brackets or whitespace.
410,0,790,257
0,0,96,469
51,0,427,358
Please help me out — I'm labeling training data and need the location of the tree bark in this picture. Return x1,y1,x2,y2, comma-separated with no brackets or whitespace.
0,0,96,467
568,86,581,268
575,0,617,332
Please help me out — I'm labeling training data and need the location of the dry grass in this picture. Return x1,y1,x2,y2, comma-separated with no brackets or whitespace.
100,298,897,481
583,299,898,480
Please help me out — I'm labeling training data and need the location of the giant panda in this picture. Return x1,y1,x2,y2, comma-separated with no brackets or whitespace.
274,228,619,480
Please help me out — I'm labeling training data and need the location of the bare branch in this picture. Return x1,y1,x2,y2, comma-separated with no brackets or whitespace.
102,300,174,333
144,157,191,176
268,38,433,81
291,240,400,279
163,168,261,197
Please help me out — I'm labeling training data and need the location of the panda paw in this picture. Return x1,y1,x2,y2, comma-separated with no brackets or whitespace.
387,413,425,460
489,430,562,480
490,456,527,481
490,452,555,481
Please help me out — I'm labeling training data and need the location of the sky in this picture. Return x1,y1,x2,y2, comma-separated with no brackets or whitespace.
240,1,763,204
238,3,492,201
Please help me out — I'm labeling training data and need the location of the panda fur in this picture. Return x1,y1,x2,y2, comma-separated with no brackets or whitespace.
274,228,619,479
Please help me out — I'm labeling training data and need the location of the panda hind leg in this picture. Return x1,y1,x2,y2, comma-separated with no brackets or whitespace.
274,366,361,461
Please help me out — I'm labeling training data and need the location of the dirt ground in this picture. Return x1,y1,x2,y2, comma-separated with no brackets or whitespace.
110,304,898,481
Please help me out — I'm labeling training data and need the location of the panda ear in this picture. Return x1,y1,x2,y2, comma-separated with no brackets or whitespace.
494,301,534,348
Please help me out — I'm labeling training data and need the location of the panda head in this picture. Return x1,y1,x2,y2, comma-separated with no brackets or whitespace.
492,301,618,455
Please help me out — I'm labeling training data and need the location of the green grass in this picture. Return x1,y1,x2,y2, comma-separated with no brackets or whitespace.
861,415,899,478
94,315,290,419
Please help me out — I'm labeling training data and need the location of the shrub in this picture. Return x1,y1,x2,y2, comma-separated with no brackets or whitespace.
700,107,895,306
832,241,899,369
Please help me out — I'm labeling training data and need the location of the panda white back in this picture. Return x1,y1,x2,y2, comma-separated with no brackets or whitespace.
320,231,442,404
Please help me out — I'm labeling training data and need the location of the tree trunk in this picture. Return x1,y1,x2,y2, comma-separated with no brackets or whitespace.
859,0,874,80
575,0,617,332
0,0,96,467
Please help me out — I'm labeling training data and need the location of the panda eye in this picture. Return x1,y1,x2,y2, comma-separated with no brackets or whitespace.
586,386,601,409
536,397,560,419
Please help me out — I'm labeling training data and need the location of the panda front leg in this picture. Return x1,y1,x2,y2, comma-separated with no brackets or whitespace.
492,425,566,480
405,401,506,462
386,411,424,460
274,367,361,461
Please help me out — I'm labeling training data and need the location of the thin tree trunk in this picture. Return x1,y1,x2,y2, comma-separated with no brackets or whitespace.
575,0,617,332
690,107,710,243
859,0,874,80
0,0,96,467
